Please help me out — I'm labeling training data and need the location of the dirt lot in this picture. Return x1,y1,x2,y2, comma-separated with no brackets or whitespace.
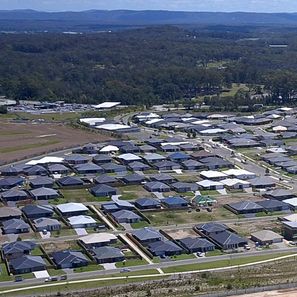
165,228,199,240
233,289,297,297
42,241,79,253
0,120,112,164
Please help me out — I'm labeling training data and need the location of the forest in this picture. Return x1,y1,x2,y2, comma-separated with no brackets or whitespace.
1,26,297,107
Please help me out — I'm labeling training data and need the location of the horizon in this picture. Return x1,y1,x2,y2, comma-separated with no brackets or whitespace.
1,0,297,14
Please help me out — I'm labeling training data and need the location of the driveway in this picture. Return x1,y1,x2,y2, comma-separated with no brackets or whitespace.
102,263,117,270
74,228,87,236
153,192,164,199
33,270,49,279
39,231,51,239
216,189,228,195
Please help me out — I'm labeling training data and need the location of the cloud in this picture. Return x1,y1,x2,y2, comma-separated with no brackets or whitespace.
1,0,297,12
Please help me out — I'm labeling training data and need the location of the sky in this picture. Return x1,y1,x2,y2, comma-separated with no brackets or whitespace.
1,0,297,13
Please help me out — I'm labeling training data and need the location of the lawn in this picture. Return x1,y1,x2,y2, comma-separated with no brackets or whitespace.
31,246,44,256
59,188,99,203
131,221,150,229
206,249,224,257
51,228,77,237
199,190,220,196
220,83,249,97
73,264,104,273
115,258,148,268
162,253,294,273
118,185,150,200
0,263,11,282
47,269,67,277
170,254,196,261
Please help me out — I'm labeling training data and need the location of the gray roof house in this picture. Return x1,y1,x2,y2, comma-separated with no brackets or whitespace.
1,189,28,202
101,163,127,173
74,163,104,174
121,173,146,185
0,177,24,190
0,207,22,221
144,181,171,192
111,210,141,224
249,177,277,189
33,217,61,232
178,237,215,253
209,230,248,250
225,201,264,215
171,182,198,193
30,187,59,200
134,198,161,210
148,240,183,257
65,154,89,165
94,175,118,185
52,251,89,269
182,159,205,170
2,241,36,259
251,230,283,245
256,199,290,212
92,246,125,264
142,153,166,163
132,227,163,244
90,184,117,197
264,189,296,201
48,164,70,174
57,176,84,187
93,154,113,164
196,222,228,236
9,255,46,274
150,173,176,183
128,161,151,172
2,218,30,234
23,165,48,176
29,176,54,189
22,205,54,219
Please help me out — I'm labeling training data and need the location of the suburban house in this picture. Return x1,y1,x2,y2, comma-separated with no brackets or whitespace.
92,246,125,264
264,189,296,201
200,170,228,181
132,227,163,244
2,241,36,259
1,189,28,202
197,180,224,190
52,251,89,269
150,173,176,183
171,182,198,192
0,177,24,190
33,217,61,232
144,181,171,193
222,169,256,180
249,177,277,189
56,203,89,217
250,230,283,245
121,173,146,185
90,184,118,197
196,222,229,236
0,207,22,221
148,240,183,257
22,205,54,219
30,187,60,200
134,198,161,210
29,177,54,189
167,152,190,162
48,164,70,174
282,221,297,240
74,163,104,174
182,159,205,170
220,178,251,190
111,210,142,224
225,201,264,215
101,163,127,173
256,199,290,212
79,233,117,249
93,175,118,185
154,160,181,171
209,230,248,250
65,154,89,165
68,215,97,228
2,218,30,234
93,154,113,164
128,161,151,172
161,196,188,209
9,255,46,275
23,165,48,176
57,176,84,187
178,237,215,253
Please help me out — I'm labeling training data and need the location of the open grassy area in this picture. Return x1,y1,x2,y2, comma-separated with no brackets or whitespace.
162,253,294,273
115,258,148,268
60,188,98,203
51,228,77,237
170,254,196,261
131,221,150,229
118,185,150,200
0,263,11,282
47,269,67,277
221,83,249,97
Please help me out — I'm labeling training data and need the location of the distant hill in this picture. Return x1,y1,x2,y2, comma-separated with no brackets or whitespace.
2,10,297,32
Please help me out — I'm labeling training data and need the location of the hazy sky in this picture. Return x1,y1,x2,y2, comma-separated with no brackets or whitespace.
1,0,297,13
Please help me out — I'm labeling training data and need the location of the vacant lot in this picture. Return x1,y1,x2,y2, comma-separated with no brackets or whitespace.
0,120,112,164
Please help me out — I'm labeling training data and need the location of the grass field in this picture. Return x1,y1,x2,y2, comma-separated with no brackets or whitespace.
115,258,148,268
73,264,104,273
221,83,249,97
59,188,98,203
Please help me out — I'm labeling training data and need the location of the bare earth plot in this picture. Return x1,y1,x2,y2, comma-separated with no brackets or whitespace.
0,121,111,164
233,289,297,297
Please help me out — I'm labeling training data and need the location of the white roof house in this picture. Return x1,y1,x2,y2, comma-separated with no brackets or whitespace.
93,102,121,109
200,170,228,180
145,119,164,125
282,213,297,222
26,156,64,165
197,180,224,189
100,145,119,153
80,118,106,126
272,125,287,132
222,169,256,180
68,215,96,227
79,233,117,245
56,203,88,214
199,128,226,135
95,124,130,131
283,198,297,208
220,178,251,188
117,153,142,162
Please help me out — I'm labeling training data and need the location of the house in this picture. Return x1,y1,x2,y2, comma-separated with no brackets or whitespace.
282,221,297,240
144,181,171,192
101,202,121,213
30,187,59,200
23,165,48,176
57,176,84,187
79,233,117,248
2,241,36,259
117,153,142,164
225,201,264,215
68,215,97,228
222,169,256,180
161,196,188,209
139,144,157,153
22,205,53,219
1,189,28,202
167,152,190,162
161,144,180,152
178,237,215,253
90,184,117,197
101,163,127,173
256,199,290,212
65,154,89,165
264,189,296,201
132,227,163,244
148,240,183,257
196,222,228,236
197,180,224,190
56,202,89,217
180,143,199,151
9,255,46,274
34,217,61,232
48,164,70,174
220,178,251,190
93,154,113,165
134,198,161,210
251,230,283,245
99,145,119,154
171,182,198,192
120,144,140,154
199,157,232,170
150,173,176,183
92,246,125,264
128,161,151,172
112,210,141,224
94,175,118,185
0,177,24,190
74,163,104,174
249,177,277,189
0,207,22,221
52,251,89,269
121,173,146,185
200,170,228,181
154,160,182,171
210,230,247,250
142,153,166,163
0,165,27,176
191,151,216,160
75,143,98,154
29,176,54,188
182,159,205,170
2,218,30,234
